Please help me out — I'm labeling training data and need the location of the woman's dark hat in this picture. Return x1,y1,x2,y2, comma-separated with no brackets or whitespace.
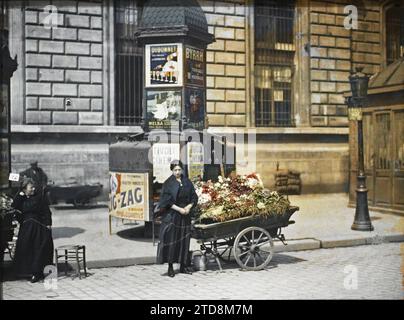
170,160,184,171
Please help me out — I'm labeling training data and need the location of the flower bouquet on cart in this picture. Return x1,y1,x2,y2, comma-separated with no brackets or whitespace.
0,193,18,220
194,173,290,224
1,193,20,256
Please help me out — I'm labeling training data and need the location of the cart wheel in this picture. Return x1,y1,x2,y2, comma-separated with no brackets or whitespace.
233,227,274,271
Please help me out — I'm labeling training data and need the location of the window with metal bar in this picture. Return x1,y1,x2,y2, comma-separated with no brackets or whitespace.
0,1,7,33
254,0,295,127
385,4,404,66
115,0,143,125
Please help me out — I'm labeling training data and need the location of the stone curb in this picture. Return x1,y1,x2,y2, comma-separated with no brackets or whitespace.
85,233,404,269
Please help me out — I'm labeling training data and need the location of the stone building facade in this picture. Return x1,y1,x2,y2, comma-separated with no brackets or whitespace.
4,0,403,196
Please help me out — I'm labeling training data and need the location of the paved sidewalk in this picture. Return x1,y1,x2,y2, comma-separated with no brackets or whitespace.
3,243,403,300
6,193,403,268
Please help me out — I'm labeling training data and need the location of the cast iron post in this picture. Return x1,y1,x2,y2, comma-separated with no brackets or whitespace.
346,67,373,231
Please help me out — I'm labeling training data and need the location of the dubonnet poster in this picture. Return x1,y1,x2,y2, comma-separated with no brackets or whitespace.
145,43,183,87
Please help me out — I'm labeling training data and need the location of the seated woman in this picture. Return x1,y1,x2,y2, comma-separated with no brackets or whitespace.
12,178,54,283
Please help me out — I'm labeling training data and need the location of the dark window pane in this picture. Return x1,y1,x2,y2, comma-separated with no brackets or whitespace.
254,0,295,127
386,5,404,65
0,0,8,49
115,0,143,125
0,1,7,31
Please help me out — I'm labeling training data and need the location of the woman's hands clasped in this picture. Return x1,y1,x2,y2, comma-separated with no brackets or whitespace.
172,204,193,215
179,204,193,215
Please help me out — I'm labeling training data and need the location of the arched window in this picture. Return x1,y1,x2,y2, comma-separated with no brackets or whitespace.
114,0,144,125
254,0,295,127
385,3,404,65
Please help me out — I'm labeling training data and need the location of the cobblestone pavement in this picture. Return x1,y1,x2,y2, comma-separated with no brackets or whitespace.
3,243,403,300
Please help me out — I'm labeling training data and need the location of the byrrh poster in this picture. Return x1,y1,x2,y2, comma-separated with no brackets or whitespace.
145,43,183,87
146,90,181,130
109,172,149,221
185,46,205,87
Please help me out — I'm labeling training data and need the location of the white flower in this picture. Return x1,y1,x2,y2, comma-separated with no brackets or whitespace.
198,193,211,205
246,178,259,189
257,202,265,210
218,176,224,183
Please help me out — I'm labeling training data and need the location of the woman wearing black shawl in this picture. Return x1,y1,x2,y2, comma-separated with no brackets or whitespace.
157,160,198,277
12,178,54,283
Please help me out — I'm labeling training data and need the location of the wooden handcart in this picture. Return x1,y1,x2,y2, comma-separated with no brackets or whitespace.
191,206,299,271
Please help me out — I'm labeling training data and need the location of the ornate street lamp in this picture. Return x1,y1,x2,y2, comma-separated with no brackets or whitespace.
346,67,374,231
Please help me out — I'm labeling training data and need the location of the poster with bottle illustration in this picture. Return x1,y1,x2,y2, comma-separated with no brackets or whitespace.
184,87,205,131
145,43,183,87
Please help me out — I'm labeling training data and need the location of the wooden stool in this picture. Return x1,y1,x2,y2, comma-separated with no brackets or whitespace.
55,245,87,279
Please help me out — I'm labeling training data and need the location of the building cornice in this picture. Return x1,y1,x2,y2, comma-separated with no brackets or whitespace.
11,125,143,134
207,127,349,135
11,125,349,135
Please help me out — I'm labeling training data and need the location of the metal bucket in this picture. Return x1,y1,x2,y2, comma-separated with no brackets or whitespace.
192,254,208,271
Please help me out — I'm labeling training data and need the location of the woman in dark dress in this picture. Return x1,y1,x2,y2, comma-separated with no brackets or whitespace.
157,160,198,277
12,178,54,283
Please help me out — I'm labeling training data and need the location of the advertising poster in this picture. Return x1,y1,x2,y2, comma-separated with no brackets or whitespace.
185,87,205,131
185,46,205,87
0,84,9,134
109,172,149,221
152,143,180,184
145,43,183,87
187,142,204,182
146,90,181,130
0,138,9,189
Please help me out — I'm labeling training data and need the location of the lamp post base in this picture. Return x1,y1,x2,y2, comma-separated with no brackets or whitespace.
351,184,374,231
351,220,374,231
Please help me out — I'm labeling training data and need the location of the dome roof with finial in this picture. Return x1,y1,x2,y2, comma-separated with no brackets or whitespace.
137,0,214,44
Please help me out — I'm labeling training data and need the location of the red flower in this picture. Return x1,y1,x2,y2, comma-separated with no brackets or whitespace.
247,173,258,180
